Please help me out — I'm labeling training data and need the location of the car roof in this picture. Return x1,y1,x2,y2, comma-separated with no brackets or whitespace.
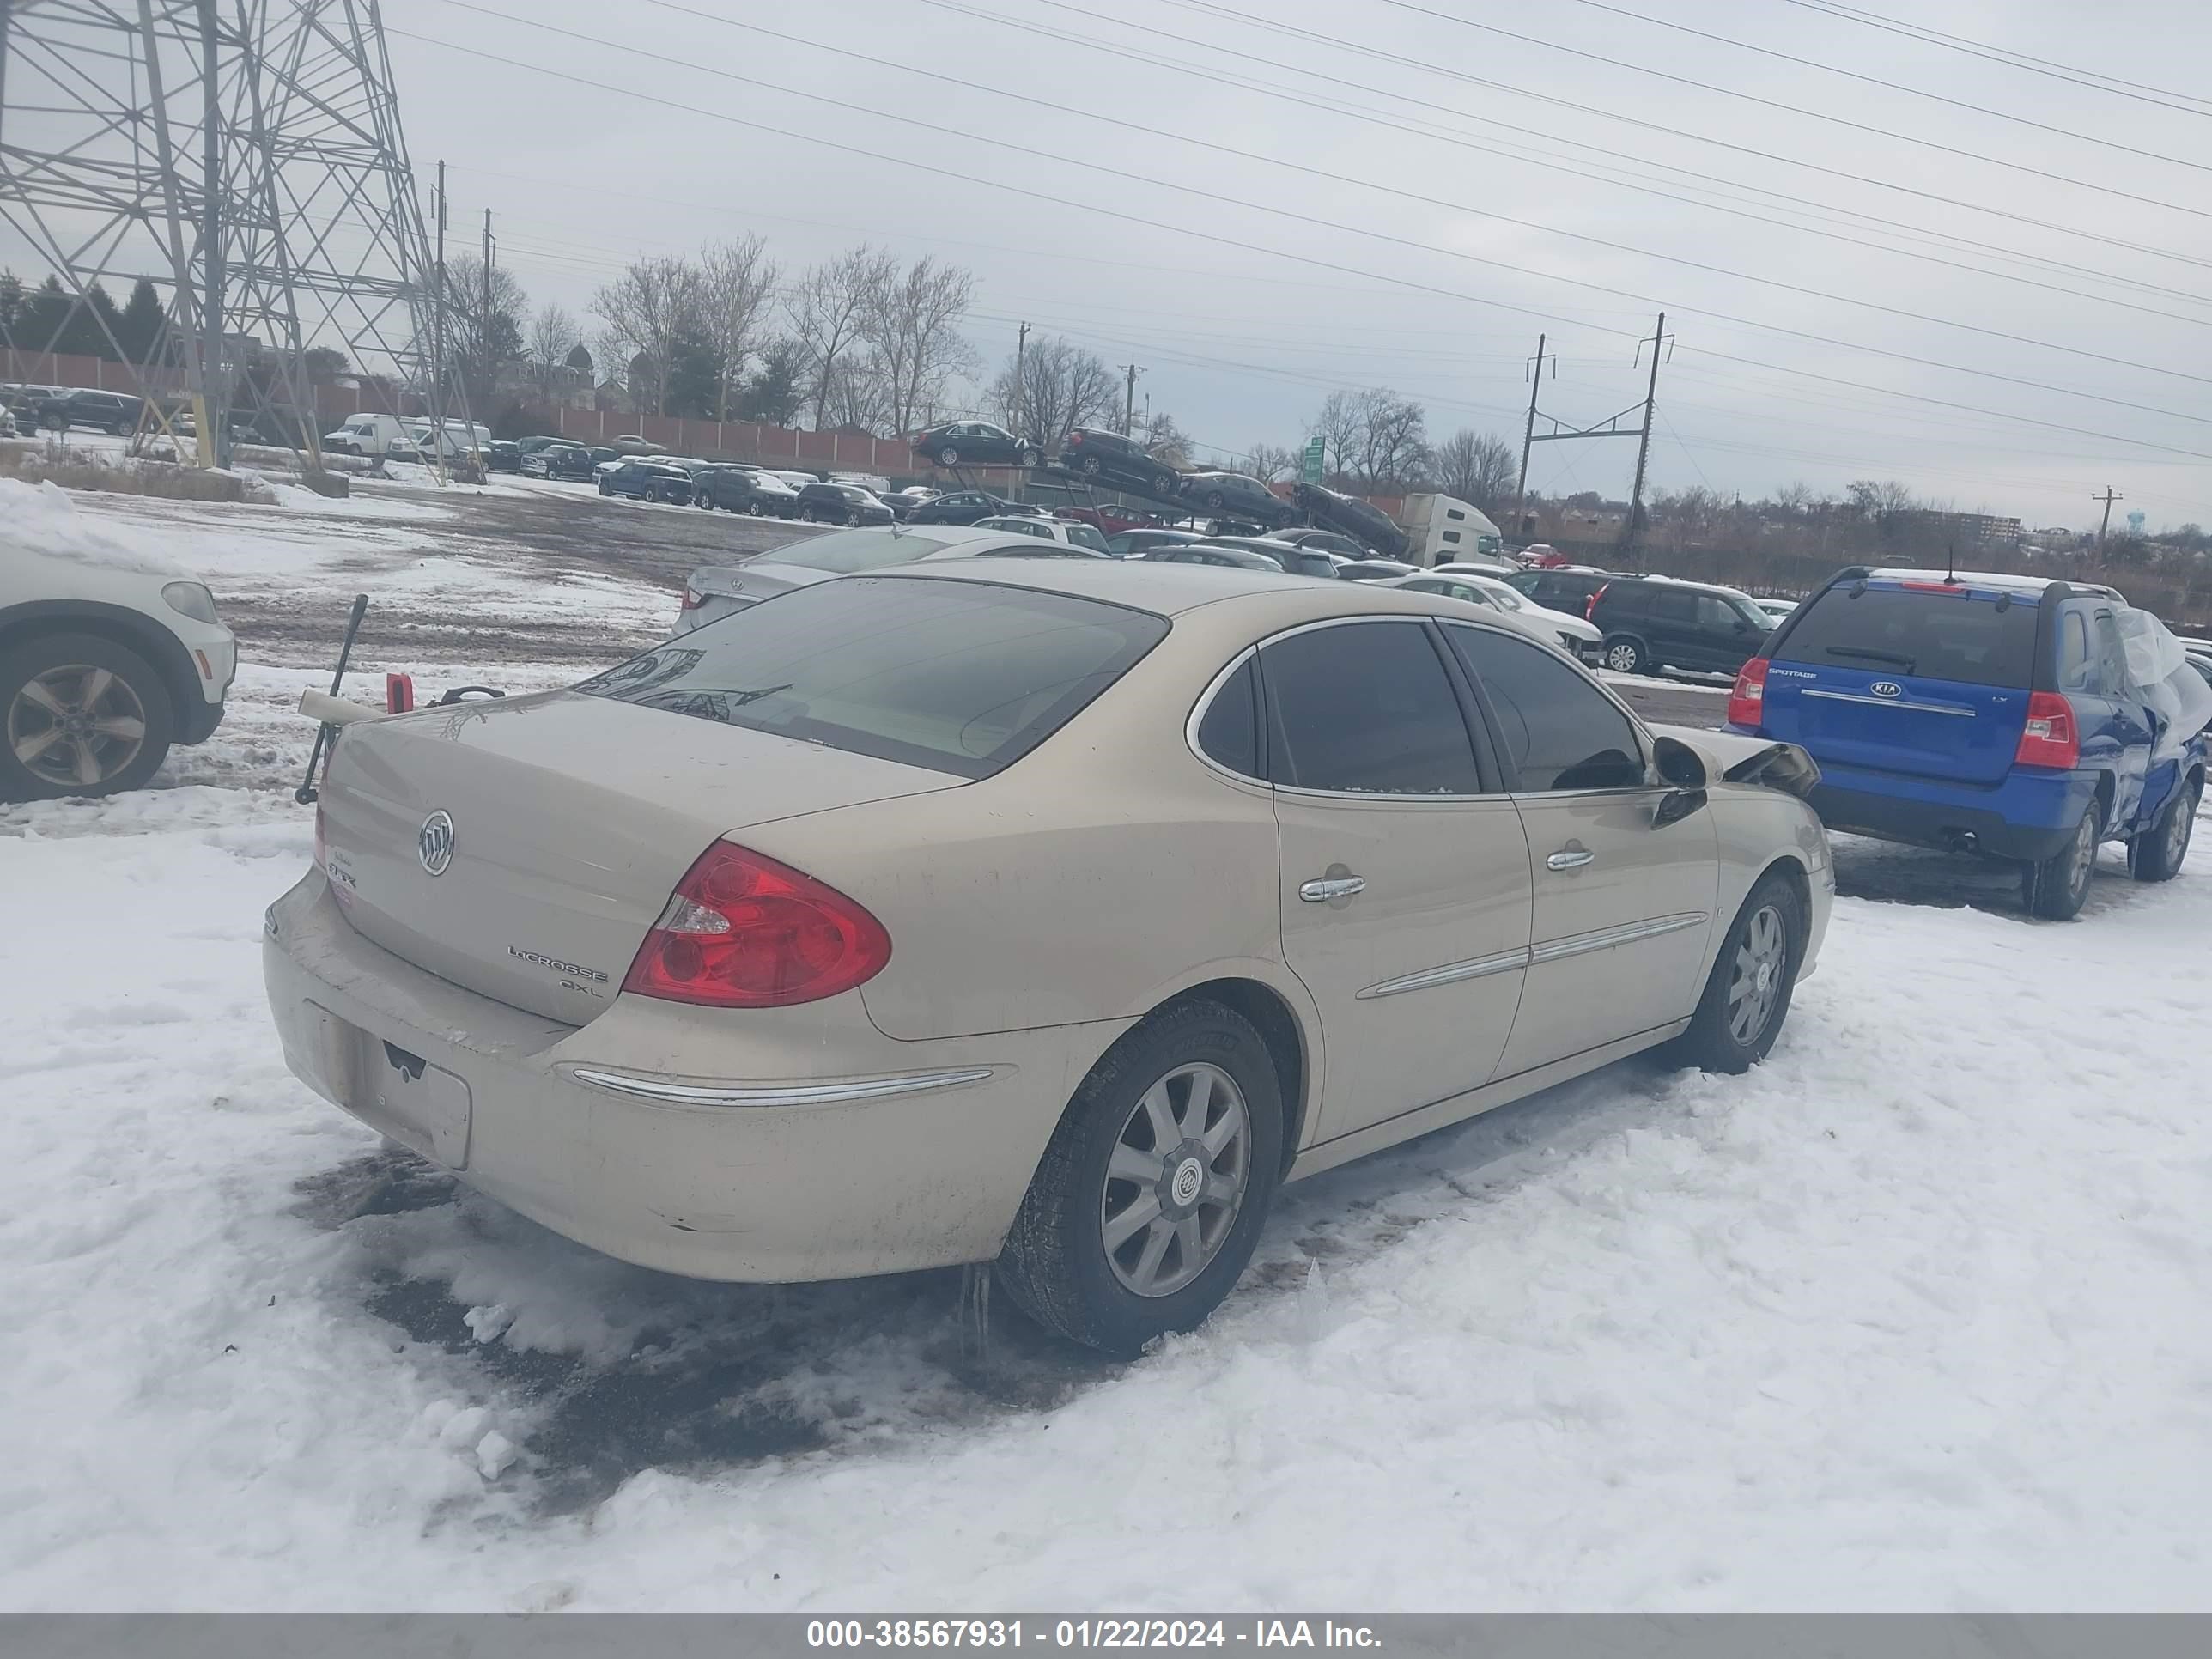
883,556,1457,617
1857,568,2120,601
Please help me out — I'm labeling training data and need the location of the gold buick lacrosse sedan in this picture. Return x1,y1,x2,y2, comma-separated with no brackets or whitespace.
265,559,1830,1354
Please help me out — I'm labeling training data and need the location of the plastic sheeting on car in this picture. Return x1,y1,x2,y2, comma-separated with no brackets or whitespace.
2116,606,2212,763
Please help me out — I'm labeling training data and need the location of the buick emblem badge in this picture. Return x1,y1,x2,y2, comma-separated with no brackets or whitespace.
417,809,455,876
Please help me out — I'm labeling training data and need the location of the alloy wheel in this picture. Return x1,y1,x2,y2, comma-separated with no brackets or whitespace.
2068,811,2097,900
1607,641,1641,672
2167,784,2197,866
1726,903,1788,1046
1100,1061,1251,1298
9,664,149,790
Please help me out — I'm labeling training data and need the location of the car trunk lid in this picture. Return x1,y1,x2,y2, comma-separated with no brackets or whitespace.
318,690,962,1024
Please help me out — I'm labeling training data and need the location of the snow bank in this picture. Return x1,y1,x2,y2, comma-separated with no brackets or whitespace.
0,477,185,574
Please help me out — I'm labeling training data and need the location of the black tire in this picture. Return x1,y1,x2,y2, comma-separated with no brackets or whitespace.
1601,634,1650,675
994,1000,1285,1357
1205,490,1226,511
2129,773,2199,883
0,631,176,803
696,492,714,509
938,444,961,467
2024,800,2100,919
597,479,613,496
1081,454,1103,477
1156,470,1178,495
1663,871,1806,1073
1018,446,1043,469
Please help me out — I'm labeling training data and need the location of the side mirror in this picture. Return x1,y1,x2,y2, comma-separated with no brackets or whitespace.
1653,735,1708,789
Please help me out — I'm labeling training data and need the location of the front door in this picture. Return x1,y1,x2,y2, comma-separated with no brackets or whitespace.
1260,620,1534,1140
1442,624,1718,1075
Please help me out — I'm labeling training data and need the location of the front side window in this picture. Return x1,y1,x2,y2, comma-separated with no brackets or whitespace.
1447,625,1644,793
578,576,1167,780
1259,621,1479,795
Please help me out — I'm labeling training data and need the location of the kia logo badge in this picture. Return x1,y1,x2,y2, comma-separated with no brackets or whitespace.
417,809,454,876
1869,680,1903,698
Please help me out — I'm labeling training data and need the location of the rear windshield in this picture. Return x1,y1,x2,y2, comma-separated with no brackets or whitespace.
769,527,963,574
1775,585,2039,687
575,576,1169,779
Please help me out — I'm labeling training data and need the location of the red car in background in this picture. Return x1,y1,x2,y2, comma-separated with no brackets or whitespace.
1056,503,1169,537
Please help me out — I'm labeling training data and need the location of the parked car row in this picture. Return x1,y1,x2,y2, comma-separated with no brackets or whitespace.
3,383,144,436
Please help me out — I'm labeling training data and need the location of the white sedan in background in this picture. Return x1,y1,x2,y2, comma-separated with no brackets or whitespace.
972,515,1114,555
1388,572,1601,658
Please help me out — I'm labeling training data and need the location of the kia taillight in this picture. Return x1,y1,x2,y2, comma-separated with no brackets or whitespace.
623,842,891,1008
1727,658,1771,729
679,586,704,611
2015,690,2080,769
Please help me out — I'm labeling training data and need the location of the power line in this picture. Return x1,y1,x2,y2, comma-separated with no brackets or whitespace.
1779,0,2212,117
1552,0,2212,169
386,26,2212,463
696,0,2212,339
428,2,2212,425
1146,0,2212,274
1365,0,2212,214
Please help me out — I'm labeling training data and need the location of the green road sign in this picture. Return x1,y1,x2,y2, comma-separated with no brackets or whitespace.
1300,435,1324,483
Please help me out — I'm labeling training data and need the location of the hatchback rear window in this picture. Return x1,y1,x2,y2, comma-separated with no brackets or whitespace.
1774,586,2039,687
576,576,1168,779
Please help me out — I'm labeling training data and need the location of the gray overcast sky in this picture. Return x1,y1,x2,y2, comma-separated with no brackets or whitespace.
21,0,2212,528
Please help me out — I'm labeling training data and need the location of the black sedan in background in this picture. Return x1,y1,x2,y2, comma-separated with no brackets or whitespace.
1291,482,1409,559
911,421,1044,470
905,488,1039,526
1058,427,1181,495
1176,470,1295,528
795,481,893,525
599,459,694,503
1192,535,1343,579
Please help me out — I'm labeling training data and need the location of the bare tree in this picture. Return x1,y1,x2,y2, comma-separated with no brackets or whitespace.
526,302,581,399
694,235,780,422
591,255,702,417
1140,409,1190,465
1310,390,1364,483
1356,389,1429,490
1431,428,1516,511
441,254,528,413
1244,441,1299,483
860,255,977,435
990,334,1120,448
790,245,894,430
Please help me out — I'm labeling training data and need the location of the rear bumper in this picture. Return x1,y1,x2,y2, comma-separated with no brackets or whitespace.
1802,758,2094,862
262,872,1122,1282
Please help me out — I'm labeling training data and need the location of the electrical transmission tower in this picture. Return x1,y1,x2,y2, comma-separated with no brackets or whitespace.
1513,313,1673,557
0,0,457,471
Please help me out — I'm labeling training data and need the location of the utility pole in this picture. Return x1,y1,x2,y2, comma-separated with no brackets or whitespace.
1512,332,1553,542
1121,361,1144,437
429,159,447,483
479,206,492,408
1621,311,1665,556
2093,486,2123,551
1013,319,1029,436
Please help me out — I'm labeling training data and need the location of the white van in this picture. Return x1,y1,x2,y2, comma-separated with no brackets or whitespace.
406,418,492,460
321,412,419,460
1397,494,1504,568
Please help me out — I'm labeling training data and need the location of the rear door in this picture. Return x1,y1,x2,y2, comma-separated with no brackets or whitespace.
1443,624,1717,1074
1759,584,2039,785
1261,619,1534,1140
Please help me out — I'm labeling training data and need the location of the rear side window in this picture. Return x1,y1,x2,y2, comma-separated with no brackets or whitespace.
1195,658,1261,777
1447,625,1644,792
1775,586,2039,688
577,576,1167,780
1259,621,1479,794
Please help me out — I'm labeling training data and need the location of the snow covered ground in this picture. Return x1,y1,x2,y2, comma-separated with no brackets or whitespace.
3,485,2209,1612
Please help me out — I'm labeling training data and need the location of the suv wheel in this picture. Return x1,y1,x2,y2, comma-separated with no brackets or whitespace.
2128,773,2199,883
1665,872,1804,1073
1602,635,1650,675
2024,804,2100,920
0,632,177,802
994,1000,1284,1357
1081,454,1103,477
1155,470,1178,495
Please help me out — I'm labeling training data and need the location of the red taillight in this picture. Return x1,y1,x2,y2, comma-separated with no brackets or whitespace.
622,841,891,1008
1898,580,1967,594
1728,657,1771,729
1066,430,1083,446
679,586,705,611
2015,690,2080,769
1585,583,1607,621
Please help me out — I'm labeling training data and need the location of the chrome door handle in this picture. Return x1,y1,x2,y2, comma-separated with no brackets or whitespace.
1298,875,1366,902
1547,847,1596,871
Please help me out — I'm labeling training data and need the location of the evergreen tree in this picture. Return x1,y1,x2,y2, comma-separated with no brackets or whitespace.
734,337,804,425
116,278,167,362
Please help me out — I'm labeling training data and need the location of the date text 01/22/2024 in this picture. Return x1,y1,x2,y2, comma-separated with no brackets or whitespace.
805,1620,1383,1650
